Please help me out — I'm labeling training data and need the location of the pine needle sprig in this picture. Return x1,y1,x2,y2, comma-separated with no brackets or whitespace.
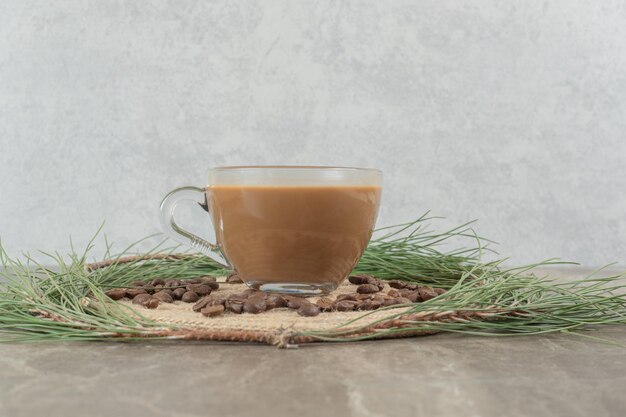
0,214,624,344
299,266,626,342
353,213,495,287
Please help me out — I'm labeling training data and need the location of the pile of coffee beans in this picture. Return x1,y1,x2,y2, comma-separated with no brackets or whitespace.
104,277,219,309
184,274,445,318
189,290,324,317
104,274,446,318
350,274,447,302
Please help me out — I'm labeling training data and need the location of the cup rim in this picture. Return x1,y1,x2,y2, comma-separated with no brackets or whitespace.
207,166,382,186
209,165,382,174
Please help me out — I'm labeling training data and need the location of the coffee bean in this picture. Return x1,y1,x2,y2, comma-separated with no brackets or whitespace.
199,276,217,283
227,301,244,314
153,291,173,303
405,283,418,291
154,284,164,291
375,279,385,291
104,288,126,300
226,273,243,283
130,280,146,287
336,293,358,302
285,296,306,309
186,278,203,284
164,279,179,288
192,296,213,312
357,284,380,294
381,297,411,307
248,292,267,301
388,280,407,289
243,298,267,314
356,293,373,301
266,294,287,309
227,293,248,302
172,288,187,300
181,291,199,303
297,303,321,317
151,278,165,286
143,298,159,309
357,299,383,310
242,289,257,296
125,288,147,298
364,275,376,282
434,287,447,295
205,281,219,290
186,284,211,296
401,290,420,303
160,289,174,298
201,305,225,317
372,294,387,303
335,300,357,311
316,297,334,311
348,275,372,285
360,275,377,285
418,286,438,301
383,298,402,307
132,293,152,305
387,289,401,298
208,298,226,307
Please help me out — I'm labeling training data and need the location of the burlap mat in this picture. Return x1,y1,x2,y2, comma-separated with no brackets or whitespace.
119,278,443,346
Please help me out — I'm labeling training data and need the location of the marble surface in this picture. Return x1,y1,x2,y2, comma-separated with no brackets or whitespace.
0,267,625,417
1,1,626,266
1,331,625,417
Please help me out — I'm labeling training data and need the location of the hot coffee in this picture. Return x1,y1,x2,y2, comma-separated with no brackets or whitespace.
207,185,381,292
160,167,382,294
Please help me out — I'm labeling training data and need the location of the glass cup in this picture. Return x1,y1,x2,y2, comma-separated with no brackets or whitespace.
160,166,382,295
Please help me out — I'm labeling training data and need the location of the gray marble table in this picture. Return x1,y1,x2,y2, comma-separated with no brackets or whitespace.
1,268,625,417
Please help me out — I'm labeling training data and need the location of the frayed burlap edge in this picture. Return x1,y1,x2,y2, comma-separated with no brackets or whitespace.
110,307,509,348
110,326,441,348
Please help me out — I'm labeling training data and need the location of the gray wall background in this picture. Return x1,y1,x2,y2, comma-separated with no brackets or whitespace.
1,0,625,266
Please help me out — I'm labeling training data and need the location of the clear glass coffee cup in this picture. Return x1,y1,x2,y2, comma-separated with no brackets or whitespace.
160,166,382,295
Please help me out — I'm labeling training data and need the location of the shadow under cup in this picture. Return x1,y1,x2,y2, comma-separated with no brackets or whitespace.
161,166,382,295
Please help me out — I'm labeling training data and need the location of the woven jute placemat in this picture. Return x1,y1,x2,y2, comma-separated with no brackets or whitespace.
118,278,477,347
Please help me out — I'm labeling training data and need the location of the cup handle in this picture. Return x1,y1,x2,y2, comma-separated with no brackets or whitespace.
159,186,229,267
